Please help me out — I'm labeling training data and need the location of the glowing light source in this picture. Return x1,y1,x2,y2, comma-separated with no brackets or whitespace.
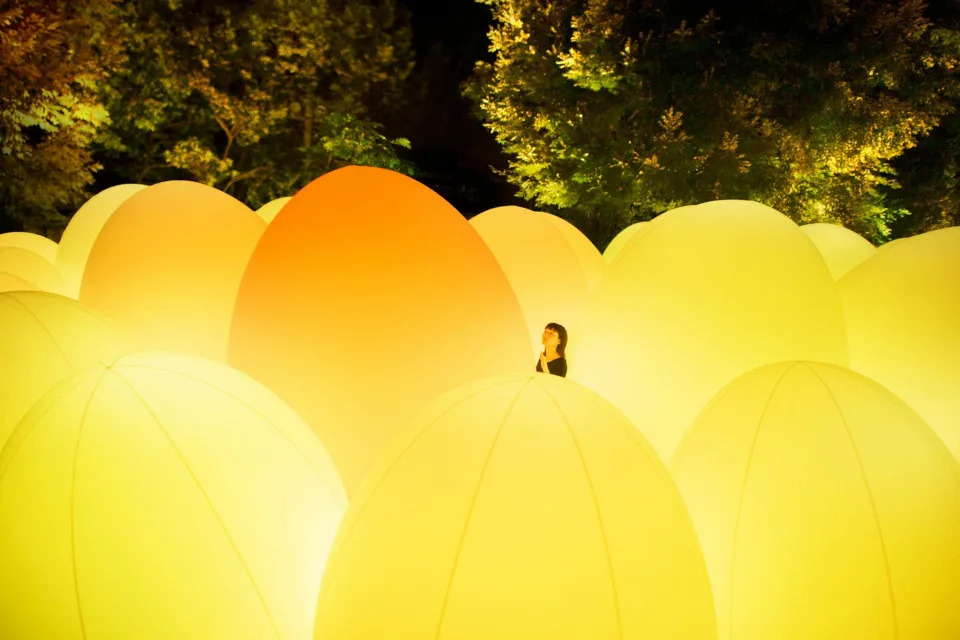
0,352,347,639
79,181,265,362
314,373,718,639
671,361,960,640
571,200,848,461
800,223,876,280
229,166,530,496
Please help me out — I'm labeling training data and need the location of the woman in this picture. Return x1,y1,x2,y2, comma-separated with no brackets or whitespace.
536,322,568,377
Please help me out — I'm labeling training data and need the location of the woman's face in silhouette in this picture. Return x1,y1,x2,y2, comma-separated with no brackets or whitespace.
542,327,560,349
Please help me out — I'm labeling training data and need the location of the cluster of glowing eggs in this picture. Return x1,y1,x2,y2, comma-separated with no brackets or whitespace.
0,244,68,294
670,361,960,639
0,291,133,450
571,200,848,461
229,166,531,496
838,227,960,460
79,182,266,362
800,222,876,280
56,184,146,297
470,206,599,359
0,352,347,640
314,373,717,639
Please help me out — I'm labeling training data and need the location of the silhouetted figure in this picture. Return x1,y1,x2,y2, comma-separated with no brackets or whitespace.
536,322,567,377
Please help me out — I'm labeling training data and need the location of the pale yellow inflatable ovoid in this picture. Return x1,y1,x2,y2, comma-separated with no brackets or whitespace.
57,184,146,298
536,211,604,291
255,197,292,224
0,245,68,294
314,373,718,640
571,200,848,461
0,271,39,292
602,221,647,264
0,351,347,640
470,206,594,361
670,361,960,640
0,291,134,450
0,231,58,263
800,223,876,280
80,181,266,362
838,226,960,459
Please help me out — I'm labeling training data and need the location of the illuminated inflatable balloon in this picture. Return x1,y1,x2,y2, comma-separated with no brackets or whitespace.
57,184,146,297
255,196,292,224
315,373,717,639
536,211,604,291
0,352,347,640
800,223,876,280
79,181,265,362
838,226,960,459
0,231,58,263
0,246,68,294
602,221,647,264
571,200,848,462
0,272,38,292
671,361,960,640
0,291,134,450
471,206,594,360
229,166,530,495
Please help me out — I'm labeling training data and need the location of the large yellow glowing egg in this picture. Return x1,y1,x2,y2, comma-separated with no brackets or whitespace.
470,206,594,360
229,166,530,496
0,351,347,640
57,184,146,297
800,222,876,280
536,211,604,291
838,226,960,459
670,361,960,640
0,231,58,263
79,181,265,362
0,291,134,450
602,221,647,264
314,373,717,639
0,245,68,294
0,272,38,292
255,196,292,224
571,200,848,462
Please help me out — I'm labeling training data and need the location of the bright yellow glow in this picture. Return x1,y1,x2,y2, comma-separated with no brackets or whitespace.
670,361,960,640
0,272,39,292
800,223,876,280
536,210,604,291
315,373,717,639
471,206,594,361
57,184,147,298
0,351,347,639
255,197,292,224
229,167,530,496
0,231,58,263
0,246,68,295
0,291,134,451
838,227,960,460
602,221,647,264
79,181,266,362
571,200,848,461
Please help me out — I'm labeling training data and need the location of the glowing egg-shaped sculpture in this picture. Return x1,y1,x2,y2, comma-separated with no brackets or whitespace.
536,211,604,291
800,223,876,280
0,231,58,263
470,206,594,360
57,184,146,297
79,181,265,362
0,246,68,294
572,200,848,461
670,361,960,640
0,351,347,640
0,272,38,292
314,373,717,639
255,196,292,224
229,166,530,495
838,226,960,459
0,291,134,450
602,221,647,264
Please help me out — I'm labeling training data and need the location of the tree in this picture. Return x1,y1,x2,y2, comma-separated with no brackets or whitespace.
0,0,123,235
96,0,415,208
466,0,960,247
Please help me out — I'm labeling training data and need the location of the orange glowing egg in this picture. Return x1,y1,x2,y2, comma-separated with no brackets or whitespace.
79,182,265,362
229,166,530,495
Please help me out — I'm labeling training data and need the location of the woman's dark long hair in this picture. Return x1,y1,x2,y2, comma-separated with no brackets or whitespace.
546,322,568,358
